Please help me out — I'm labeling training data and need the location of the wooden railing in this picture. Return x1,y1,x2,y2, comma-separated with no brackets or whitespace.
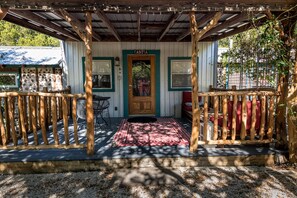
0,88,86,149
197,90,279,145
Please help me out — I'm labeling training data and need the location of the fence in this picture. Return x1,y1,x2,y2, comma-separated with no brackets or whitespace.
0,87,86,149
196,89,279,145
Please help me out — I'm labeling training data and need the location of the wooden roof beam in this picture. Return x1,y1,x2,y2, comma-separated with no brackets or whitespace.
0,1,296,10
201,12,250,40
0,8,8,20
177,12,217,41
54,10,102,41
158,12,181,41
215,18,267,40
95,10,121,41
4,14,68,40
137,12,141,42
9,10,80,41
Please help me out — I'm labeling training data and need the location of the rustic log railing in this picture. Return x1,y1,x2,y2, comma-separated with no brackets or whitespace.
0,89,85,150
196,90,279,145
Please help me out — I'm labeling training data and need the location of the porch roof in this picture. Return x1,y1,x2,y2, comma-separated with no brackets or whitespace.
1,0,296,42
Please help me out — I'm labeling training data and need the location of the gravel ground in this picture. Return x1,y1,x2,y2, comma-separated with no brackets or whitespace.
0,166,296,198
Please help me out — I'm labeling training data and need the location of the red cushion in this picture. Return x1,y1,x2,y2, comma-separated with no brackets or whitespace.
182,91,192,103
209,115,223,127
182,91,202,103
227,100,261,131
210,100,262,132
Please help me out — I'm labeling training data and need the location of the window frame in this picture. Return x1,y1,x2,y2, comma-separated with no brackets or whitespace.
168,57,198,91
82,57,115,92
0,72,20,88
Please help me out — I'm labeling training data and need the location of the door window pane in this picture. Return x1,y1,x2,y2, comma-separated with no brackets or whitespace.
132,60,151,96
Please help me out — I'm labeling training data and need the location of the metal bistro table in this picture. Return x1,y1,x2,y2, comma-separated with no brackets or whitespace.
93,95,111,126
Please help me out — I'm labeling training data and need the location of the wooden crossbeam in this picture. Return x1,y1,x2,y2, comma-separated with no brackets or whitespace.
201,12,249,40
4,14,68,40
0,8,8,20
55,10,102,41
95,10,121,41
215,17,267,40
177,12,217,41
137,12,141,42
10,10,80,41
158,12,181,41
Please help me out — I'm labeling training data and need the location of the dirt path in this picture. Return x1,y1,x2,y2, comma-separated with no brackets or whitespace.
0,166,296,198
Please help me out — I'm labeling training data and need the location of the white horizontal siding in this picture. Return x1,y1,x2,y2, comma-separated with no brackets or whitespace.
63,42,216,117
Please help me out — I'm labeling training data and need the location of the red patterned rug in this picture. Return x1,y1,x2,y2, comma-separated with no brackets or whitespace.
113,118,190,147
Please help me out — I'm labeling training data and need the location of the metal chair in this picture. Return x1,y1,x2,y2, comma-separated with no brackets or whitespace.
93,96,111,126
76,98,87,130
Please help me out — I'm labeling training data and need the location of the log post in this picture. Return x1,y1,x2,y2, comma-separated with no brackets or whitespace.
62,96,69,145
240,95,247,140
30,96,38,145
231,95,238,141
250,95,257,141
85,12,94,155
23,96,28,132
0,101,7,146
260,95,266,140
189,11,222,152
267,96,275,140
4,97,10,141
59,9,94,154
18,95,28,145
28,96,33,132
51,96,59,145
288,47,297,163
222,95,228,140
203,96,209,141
72,97,79,145
40,93,48,145
8,96,17,146
189,11,200,152
213,96,219,140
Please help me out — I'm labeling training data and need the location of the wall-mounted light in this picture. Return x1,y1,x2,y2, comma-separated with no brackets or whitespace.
115,57,120,67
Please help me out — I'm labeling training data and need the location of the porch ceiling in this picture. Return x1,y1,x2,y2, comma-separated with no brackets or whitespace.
0,1,296,42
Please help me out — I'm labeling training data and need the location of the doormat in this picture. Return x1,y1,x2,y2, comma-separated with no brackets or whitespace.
113,118,190,147
127,116,157,123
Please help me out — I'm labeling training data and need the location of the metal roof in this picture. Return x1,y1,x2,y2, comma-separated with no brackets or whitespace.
0,46,63,66
0,1,296,42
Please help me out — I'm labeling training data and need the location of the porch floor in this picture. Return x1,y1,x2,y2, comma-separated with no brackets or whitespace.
0,118,287,173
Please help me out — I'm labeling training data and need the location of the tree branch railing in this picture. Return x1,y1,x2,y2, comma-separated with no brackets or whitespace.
195,90,279,145
0,88,85,149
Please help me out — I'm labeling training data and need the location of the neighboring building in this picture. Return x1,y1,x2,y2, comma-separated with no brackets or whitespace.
0,46,64,92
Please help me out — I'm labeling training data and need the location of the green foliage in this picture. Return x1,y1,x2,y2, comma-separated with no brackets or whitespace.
220,17,296,85
0,21,60,46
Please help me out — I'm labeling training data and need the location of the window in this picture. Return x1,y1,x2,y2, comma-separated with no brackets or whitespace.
0,72,19,88
168,57,197,91
82,57,115,92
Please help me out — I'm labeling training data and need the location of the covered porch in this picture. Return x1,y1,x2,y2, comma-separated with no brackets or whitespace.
0,0,296,171
0,116,280,173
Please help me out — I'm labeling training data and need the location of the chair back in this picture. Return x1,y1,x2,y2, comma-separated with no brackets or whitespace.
76,98,86,120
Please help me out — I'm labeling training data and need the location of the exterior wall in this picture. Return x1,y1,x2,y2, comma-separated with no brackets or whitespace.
63,42,216,117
